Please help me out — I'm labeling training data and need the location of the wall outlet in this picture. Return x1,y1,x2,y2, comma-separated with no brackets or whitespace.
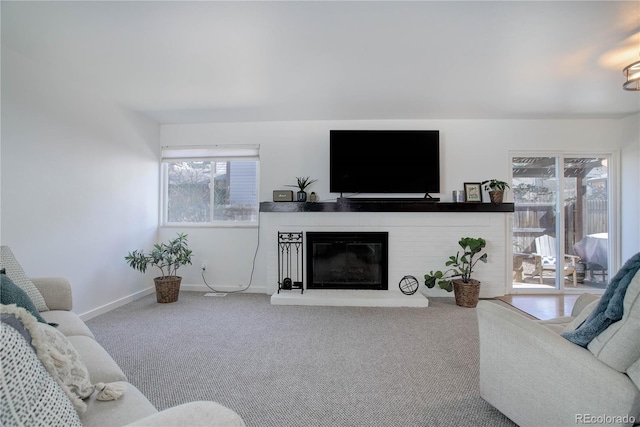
201,262,207,271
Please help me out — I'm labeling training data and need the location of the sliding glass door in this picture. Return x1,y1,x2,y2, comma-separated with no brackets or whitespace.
511,154,611,293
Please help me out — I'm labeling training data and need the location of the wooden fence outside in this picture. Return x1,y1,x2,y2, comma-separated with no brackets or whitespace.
514,199,607,255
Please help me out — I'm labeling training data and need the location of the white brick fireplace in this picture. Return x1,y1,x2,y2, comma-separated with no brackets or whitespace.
260,208,511,306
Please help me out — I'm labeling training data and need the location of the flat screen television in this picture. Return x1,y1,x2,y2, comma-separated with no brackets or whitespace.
330,130,440,195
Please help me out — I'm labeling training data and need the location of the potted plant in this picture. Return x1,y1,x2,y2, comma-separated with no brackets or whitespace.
424,237,488,307
482,179,510,204
125,233,193,303
287,176,318,202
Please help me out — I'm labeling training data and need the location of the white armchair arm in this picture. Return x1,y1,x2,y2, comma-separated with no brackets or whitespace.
570,292,600,317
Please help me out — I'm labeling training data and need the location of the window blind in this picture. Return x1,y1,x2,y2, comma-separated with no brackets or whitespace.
161,145,260,162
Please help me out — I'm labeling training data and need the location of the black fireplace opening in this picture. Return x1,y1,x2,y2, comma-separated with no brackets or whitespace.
306,232,388,290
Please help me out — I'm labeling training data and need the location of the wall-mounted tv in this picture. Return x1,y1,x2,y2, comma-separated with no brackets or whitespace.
330,130,440,195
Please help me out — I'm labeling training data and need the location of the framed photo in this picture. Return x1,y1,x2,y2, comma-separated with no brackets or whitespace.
464,182,483,203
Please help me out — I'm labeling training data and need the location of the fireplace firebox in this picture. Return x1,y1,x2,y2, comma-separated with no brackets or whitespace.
306,232,388,290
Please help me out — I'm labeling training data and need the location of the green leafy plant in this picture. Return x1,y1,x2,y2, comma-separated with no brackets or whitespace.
482,179,510,192
125,233,193,278
424,237,488,292
287,176,318,192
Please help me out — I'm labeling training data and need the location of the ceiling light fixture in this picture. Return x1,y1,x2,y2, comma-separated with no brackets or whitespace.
624,3,640,91
623,58,640,91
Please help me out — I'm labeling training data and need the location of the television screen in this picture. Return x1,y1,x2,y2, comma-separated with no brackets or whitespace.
330,130,440,195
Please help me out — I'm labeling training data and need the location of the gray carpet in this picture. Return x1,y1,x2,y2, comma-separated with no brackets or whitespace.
86,292,516,427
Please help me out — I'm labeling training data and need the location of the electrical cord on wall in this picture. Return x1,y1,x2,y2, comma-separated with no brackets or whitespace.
201,223,260,294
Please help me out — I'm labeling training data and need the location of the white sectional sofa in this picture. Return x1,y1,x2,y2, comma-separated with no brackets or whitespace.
0,246,245,426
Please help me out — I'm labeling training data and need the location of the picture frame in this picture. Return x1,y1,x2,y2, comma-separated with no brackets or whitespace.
464,182,483,203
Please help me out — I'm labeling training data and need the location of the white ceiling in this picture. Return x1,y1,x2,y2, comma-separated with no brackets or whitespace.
2,1,640,124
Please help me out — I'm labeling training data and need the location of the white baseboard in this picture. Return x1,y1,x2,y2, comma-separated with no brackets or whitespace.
78,284,267,320
181,283,266,294
79,287,155,321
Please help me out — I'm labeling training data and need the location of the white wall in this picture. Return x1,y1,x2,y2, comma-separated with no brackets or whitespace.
1,49,160,317
620,112,640,260
3,44,637,312
162,118,637,296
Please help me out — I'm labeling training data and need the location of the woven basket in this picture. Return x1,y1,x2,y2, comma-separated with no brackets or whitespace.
488,190,504,204
154,276,182,303
453,279,481,308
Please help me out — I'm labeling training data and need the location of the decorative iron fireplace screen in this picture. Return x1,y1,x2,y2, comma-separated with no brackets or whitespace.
306,232,388,290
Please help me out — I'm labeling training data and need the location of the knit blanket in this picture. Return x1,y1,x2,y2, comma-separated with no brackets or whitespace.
562,252,640,347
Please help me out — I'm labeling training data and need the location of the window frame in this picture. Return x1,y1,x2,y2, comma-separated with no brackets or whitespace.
160,145,260,228
508,149,620,294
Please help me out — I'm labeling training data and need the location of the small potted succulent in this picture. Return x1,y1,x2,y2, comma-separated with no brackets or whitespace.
424,237,488,308
287,176,318,202
482,179,510,204
125,233,193,303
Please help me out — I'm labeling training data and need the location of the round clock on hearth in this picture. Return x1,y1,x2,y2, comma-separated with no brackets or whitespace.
399,275,419,295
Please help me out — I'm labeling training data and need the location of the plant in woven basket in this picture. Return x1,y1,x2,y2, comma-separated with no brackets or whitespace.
424,237,487,292
482,179,510,204
125,233,193,303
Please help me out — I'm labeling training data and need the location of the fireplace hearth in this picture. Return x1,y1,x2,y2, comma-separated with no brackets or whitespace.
306,232,388,290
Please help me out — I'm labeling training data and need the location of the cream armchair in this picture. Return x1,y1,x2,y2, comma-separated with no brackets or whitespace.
477,283,640,426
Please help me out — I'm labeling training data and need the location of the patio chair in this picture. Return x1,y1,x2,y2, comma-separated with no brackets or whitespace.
533,235,580,286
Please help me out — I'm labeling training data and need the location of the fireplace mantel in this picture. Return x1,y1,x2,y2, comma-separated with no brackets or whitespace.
260,201,514,213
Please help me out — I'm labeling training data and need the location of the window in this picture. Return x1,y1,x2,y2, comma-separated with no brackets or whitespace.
161,145,259,226
511,153,613,293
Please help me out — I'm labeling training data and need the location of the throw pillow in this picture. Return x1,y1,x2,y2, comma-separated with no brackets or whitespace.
587,267,640,372
562,252,640,348
38,323,95,409
1,312,34,346
1,274,49,324
0,304,126,415
0,246,49,312
0,312,82,427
